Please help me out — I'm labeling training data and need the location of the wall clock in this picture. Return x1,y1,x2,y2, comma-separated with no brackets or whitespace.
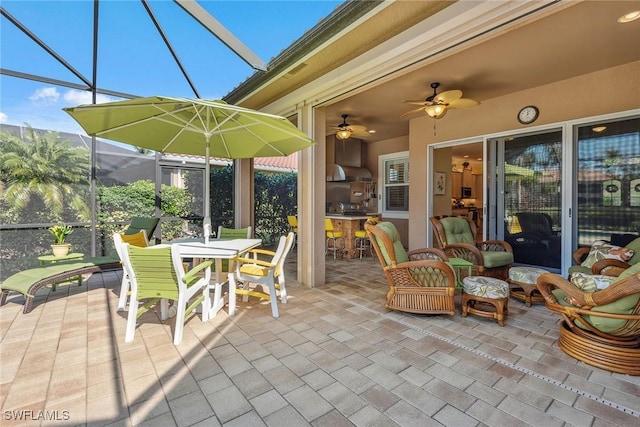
517,105,539,124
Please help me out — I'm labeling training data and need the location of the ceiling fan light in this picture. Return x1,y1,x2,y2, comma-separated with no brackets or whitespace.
336,128,352,140
424,104,446,119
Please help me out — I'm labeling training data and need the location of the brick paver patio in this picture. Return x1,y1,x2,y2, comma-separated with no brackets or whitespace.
1,253,639,426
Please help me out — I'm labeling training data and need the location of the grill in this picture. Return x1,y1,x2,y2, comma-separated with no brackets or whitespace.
342,210,367,216
337,202,367,216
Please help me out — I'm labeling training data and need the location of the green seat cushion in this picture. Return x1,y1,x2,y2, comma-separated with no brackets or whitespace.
374,222,409,265
440,217,475,244
481,250,514,268
568,264,592,276
613,259,640,283
552,261,640,333
551,288,640,333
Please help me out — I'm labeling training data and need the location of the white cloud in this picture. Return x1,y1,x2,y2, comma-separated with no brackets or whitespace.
29,87,60,104
63,90,115,106
0,112,8,123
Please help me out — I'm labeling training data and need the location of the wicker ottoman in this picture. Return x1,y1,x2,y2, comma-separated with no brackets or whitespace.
461,276,509,326
508,266,549,307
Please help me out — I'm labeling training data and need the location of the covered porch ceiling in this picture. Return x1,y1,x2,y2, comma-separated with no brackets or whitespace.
225,1,640,144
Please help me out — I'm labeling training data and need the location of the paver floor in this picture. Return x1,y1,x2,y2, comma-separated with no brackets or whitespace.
1,253,639,426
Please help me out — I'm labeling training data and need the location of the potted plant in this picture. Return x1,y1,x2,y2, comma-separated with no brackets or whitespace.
49,224,73,257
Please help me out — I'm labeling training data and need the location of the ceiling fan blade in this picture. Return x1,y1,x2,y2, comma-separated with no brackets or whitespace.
434,89,462,104
403,99,429,105
448,98,480,109
349,124,368,133
401,106,427,117
351,130,371,138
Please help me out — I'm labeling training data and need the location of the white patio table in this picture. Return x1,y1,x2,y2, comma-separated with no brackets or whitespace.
172,238,262,319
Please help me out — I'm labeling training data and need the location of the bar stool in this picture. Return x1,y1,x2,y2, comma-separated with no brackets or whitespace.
353,217,379,260
353,230,371,260
325,218,345,261
287,215,298,248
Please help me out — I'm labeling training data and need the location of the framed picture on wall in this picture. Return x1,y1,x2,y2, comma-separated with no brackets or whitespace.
434,172,446,195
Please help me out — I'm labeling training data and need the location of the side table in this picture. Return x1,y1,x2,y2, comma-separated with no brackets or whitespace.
38,252,85,291
449,257,473,290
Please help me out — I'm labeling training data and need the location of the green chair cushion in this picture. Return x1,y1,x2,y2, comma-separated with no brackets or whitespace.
218,227,251,239
481,250,514,268
375,222,409,265
125,217,159,236
551,288,640,333
552,261,640,333
624,237,640,265
440,217,475,244
217,227,251,271
613,259,640,282
568,265,592,276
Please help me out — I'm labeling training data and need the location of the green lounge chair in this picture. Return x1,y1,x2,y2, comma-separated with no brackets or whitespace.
1,257,122,313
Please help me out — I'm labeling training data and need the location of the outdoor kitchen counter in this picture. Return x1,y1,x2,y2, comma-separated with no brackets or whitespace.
325,214,379,259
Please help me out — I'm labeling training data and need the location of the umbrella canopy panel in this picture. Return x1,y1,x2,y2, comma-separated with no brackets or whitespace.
63,96,315,159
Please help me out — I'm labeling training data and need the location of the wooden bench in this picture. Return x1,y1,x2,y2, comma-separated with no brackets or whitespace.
1,257,122,314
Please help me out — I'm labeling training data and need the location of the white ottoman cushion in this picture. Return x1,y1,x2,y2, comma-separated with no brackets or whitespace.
509,266,549,284
462,276,508,299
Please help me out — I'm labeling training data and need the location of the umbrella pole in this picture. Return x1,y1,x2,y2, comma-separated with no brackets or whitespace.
204,138,211,244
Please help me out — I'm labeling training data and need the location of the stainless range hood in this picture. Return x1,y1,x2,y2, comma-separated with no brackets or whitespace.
326,164,372,182
326,138,372,181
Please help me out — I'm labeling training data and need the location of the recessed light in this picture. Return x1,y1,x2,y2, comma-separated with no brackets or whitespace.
476,158,482,161
618,10,640,23
592,126,607,133
463,155,469,158
368,129,376,134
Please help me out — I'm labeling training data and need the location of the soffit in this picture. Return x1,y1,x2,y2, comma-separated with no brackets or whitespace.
226,1,452,110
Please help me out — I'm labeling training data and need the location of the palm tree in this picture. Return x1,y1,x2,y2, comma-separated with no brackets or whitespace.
0,125,91,221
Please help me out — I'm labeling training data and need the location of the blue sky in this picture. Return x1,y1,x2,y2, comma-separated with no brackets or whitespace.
0,0,342,133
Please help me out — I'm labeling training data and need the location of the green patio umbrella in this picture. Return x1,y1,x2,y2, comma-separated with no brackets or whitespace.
64,96,315,241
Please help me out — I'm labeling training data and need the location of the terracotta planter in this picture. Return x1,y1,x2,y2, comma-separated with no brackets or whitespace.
51,244,71,257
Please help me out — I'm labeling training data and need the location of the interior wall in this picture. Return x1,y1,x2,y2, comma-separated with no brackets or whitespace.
366,135,410,245
432,147,453,213
408,60,640,250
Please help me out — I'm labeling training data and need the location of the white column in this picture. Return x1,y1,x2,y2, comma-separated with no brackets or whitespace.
298,104,326,287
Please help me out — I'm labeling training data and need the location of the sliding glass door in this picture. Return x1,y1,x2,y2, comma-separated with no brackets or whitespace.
574,117,640,248
491,130,563,270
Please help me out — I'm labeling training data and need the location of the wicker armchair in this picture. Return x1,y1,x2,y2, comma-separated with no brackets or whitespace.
569,237,640,277
430,215,513,280
365,221,456,315
536,264,640,375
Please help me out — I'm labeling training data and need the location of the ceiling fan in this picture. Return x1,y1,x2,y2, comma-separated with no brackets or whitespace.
402,82,479,119
330,114,372,140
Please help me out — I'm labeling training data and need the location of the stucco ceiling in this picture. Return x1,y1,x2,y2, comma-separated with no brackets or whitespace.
322,1,640,144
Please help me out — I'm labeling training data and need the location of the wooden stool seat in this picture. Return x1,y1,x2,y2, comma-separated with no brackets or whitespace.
461,276,509,326
508,266,549,307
